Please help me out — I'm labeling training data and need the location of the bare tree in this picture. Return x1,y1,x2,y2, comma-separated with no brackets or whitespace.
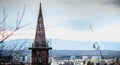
0,5,30,63
0,5,30,43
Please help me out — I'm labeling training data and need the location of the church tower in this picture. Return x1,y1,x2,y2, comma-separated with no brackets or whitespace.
29,3,52,65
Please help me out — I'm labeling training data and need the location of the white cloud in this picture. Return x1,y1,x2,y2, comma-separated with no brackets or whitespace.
4,24,120,42
46,24,120,42
94,24,120,41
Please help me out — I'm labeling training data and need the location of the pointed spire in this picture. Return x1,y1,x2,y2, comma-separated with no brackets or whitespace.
34,2,46,47
38,2,43,19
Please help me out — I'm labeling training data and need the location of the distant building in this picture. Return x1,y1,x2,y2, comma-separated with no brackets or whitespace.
83,56,88,61
70,56,76,61
12,53,20,62
20,55,31,63
91,56,101,63
63,62,74,65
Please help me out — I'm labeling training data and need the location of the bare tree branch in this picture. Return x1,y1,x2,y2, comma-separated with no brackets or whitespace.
0,15,8,25
18,5,26,26
12,40,28,57
0,5,30,43
16,12,19,28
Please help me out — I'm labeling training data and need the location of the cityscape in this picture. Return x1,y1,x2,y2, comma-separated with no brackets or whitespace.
0,0,120,65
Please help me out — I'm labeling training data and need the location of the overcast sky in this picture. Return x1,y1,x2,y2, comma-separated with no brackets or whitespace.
0,0,120,50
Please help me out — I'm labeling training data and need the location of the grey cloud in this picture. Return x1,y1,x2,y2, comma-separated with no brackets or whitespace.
59,0,77,4
62,19,106,31
111,0,120,6
104,0,120,7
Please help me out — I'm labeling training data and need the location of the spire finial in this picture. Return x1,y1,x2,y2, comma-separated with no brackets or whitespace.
40,2,41,7
40,0,42,6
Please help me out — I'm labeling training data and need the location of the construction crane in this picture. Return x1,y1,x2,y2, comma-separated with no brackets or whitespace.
90,24,104,59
